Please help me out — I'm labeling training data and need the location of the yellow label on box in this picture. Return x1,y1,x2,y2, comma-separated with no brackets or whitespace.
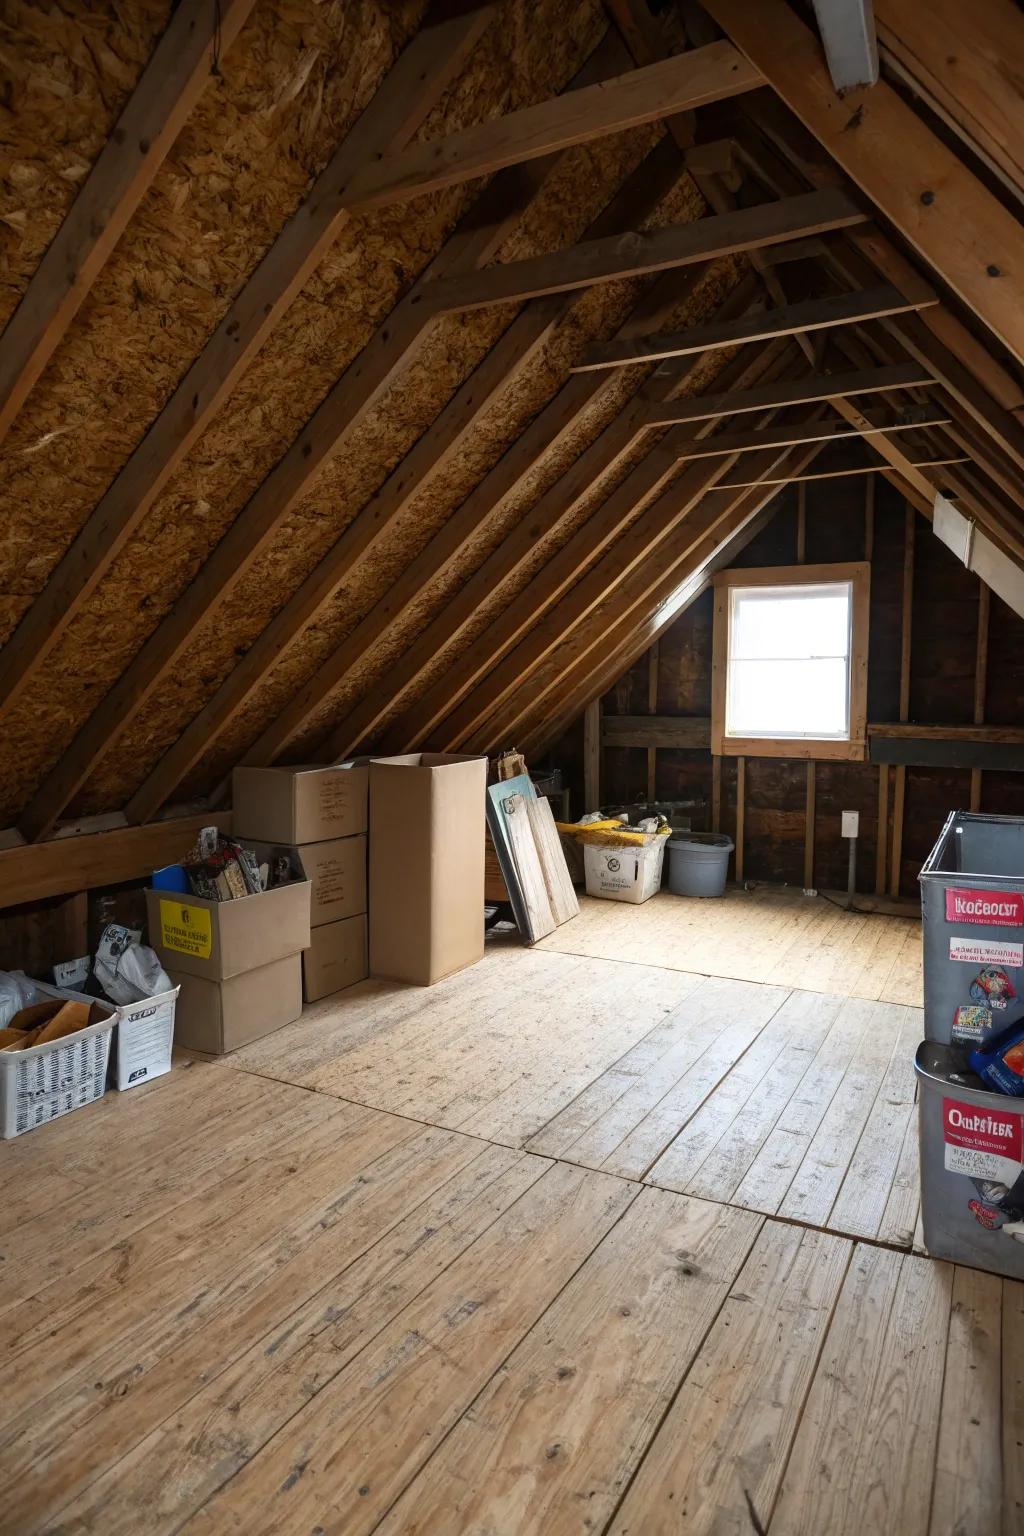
159,899,213,959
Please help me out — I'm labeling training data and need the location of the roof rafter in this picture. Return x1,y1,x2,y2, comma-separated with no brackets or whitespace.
14,33,805,842
332,338,798,761
429,404,832,752
701,0,1024,365
124,131,690,822
0,1,494,724
0,0,258,449
517,446,824,758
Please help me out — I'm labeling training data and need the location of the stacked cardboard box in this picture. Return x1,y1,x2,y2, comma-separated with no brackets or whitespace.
145,880,311,1054
233,764,369,1003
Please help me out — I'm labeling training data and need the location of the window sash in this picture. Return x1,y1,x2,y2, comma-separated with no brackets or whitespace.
725,581,854,742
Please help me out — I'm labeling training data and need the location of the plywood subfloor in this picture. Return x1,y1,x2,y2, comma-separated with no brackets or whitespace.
2,1058,1017,1536
3,894,1016,1534
535,889,924,1005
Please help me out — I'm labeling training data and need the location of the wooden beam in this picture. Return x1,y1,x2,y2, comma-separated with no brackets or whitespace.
386,366,808,756
899,502,915,722
875,764,889,897
289,311,782,766
468,439,827,750
889,500,914,900
665,410,951,460
875,0,1024,205
646,644,659,798
424,188,868,311
584,701,602,811
0,813,230,910
642,362,931,423
811,0,879,92
694,457,968,490
124,131,686,823
971,579,990,810
796,481,807,562
19,33,642,841
0,0,257,449
738,94,1024,417
230,278,767,785
518,479,789,757
735,755,746,884
803,761,816,889
339,42,764,209
602,716,711,749
871,736,1024,772
0,6,491,726
703,0,1024,365
871,723,1024,742
576,283,933,370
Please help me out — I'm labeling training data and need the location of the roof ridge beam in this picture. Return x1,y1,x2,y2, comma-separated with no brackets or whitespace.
702,0,1024,364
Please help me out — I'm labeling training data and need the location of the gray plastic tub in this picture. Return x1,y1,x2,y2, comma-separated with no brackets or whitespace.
666,833,733,898
920,810,1024,1043
915,1039,1024,1280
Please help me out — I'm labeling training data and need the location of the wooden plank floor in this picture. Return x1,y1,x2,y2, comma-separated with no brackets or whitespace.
535,889,924,1005
3,895,1016,1534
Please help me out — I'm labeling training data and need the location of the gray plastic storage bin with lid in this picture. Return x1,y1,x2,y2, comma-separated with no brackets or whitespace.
665,833,733,898
915,1039,1024,1281
920,810,1024,1044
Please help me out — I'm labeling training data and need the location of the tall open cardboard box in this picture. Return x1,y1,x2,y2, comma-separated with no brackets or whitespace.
369,753,486,986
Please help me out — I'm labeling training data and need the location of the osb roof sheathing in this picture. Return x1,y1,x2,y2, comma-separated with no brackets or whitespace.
0,0,773,828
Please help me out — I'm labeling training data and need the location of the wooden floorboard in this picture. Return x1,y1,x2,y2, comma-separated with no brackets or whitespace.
535,890,924,1005
2,891,1016,1534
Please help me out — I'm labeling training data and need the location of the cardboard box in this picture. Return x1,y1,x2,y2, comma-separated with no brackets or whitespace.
167,954,302,1055
145,881,311,982
369,753,486,986
248,835,366,926
303,914,368,1002
232,763,367,843
34,976,179,1091
584,839,666,904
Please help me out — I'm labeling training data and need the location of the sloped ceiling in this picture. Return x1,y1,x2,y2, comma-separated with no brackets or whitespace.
0,0,1022,845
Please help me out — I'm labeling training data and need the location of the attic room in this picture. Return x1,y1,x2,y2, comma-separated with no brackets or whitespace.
1,0,1022,1529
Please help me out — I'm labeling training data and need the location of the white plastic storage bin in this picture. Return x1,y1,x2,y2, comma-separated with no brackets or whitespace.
584,838,666,904
0,1005,115,1138
33,978,179,1091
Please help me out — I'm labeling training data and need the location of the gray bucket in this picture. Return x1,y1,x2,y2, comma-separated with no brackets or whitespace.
915,1040,1024,1280
920,810,1024,1043
666,833,734,898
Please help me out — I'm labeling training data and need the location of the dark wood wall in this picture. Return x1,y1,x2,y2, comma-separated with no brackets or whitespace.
556,471,1024,898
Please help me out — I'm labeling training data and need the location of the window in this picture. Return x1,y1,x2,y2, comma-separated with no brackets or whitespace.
711,562,869,761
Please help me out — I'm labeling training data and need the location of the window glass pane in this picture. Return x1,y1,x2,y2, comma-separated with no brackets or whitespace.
730,582,851,660
727,657,850,738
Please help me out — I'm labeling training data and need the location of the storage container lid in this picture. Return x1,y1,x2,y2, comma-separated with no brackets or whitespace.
666,833,734,853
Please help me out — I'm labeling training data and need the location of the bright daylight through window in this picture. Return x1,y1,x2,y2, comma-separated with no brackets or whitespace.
726,581,853,741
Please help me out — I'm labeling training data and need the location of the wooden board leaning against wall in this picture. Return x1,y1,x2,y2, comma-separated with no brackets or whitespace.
558,467,1024,900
